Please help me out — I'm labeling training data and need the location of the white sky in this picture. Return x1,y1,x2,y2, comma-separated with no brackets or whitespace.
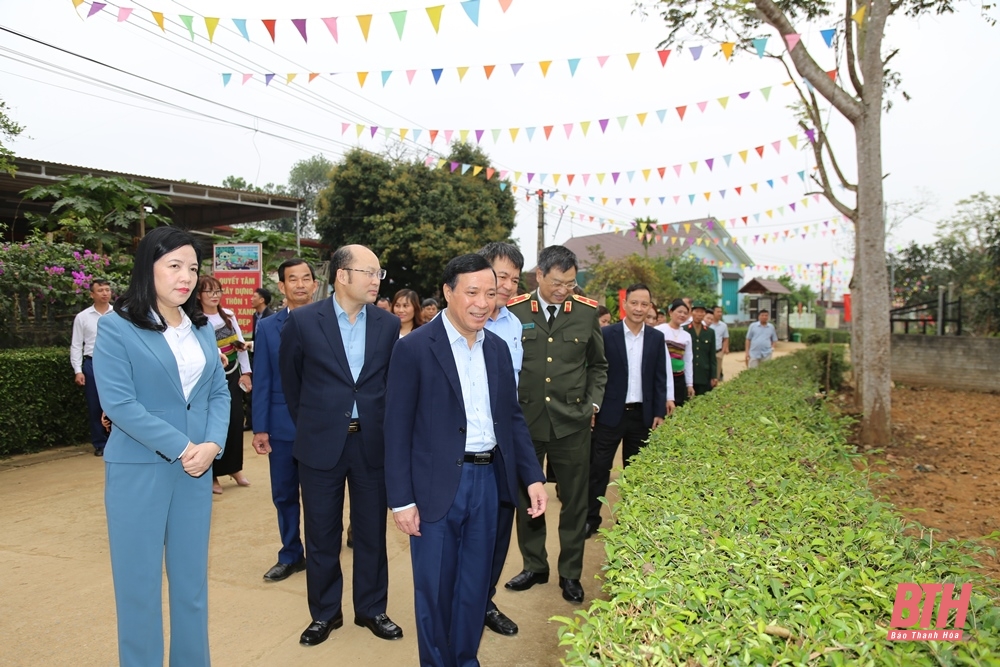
3,0,997,296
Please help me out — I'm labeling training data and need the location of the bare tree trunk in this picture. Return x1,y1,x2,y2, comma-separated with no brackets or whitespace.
851,240,864,411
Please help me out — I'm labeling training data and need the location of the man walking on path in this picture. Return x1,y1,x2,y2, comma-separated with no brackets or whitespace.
708,305,729,382
684,301,717,396
279,245,403,647
586,283,667,539
746,310,778,368
251,260,316,583
70,279,113,456
505,245,607,605
478,242,525,637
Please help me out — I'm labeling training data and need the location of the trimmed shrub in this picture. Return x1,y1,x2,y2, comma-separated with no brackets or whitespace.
727,326,747,352
796,327,852,345
556,355,999,665
795,344,850,392
0,347,90,456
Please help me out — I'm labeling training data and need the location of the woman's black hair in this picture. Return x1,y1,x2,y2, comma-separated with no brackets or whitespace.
114,226,208,331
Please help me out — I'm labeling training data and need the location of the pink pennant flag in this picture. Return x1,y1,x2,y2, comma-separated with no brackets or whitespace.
444,130,454,143
582,174,590,186
785,33,801,51
596,55,610,68
292,19,308,43
87,2,106,17
498,0,514,12
242,73,253,85
673,195,681,205
342,123,350,135
771,140,782,153
406,70,417,84
672,164,682,177
697,101,708,113
321,17,339,42
117,7,132,21
563,123,573,138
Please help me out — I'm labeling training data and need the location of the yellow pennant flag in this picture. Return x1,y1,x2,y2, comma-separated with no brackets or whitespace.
580,121,590,136
512,185,519,194
684,223,691,233
596,173,606,184
399,128,409,141
72,0,85,6
457,66,469,81
601,197,609,206
801,198,809,207
852,5,866,23
721,42,735,60
636,112,647,126
750,183,758,192
739,149,749,163
356,124,365,138
473,166,483,176
703,192,711,201
671,237,678,245
205,17,220,43
152,11,165,31
644,197,650,205
513,171,521,181
766,209,774,218
509,127,519,142
717,96,729,109
459,129,469,142
539,61,552,77
286,73,296,84
689,161,698,174
626,53,641,69
788,135,799,149
440,159,449,169
426,5,445,33
642,168,651,181
357,71,369,87
552,174,561,185
696,237,703,245
357,14,373,41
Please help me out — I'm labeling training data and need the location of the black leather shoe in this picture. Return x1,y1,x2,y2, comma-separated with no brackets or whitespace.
354,613,403,640
584,521,600,539
505,570,549,591
299,613,344,646
94,449,104,457
263,558,306,582
559,577,584,603
484,608,519,635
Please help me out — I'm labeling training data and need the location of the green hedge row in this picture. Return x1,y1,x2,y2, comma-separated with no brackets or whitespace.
796,328,852,345
0,348,90,456
556,352,999,665
727,327,747,353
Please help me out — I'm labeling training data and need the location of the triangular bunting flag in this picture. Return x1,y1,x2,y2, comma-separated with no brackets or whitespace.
426,5,445,33
820,28,836,47
390,10,407,39
568,58,580,76
721,42,735,60
539,61,552,77
292,18,308,42
262,19,277,42
461,0,481,26
205,17,220,43
626,53,641,69
657,50,671,66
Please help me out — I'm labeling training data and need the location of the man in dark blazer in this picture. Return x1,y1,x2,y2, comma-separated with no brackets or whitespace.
586,283,669,538
279,245,402,647
251,259,317,582
251,287,274,339
385,254,547,667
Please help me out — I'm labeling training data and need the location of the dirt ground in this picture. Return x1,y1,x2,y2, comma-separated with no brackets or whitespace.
0,346,796,667
862,383,1000,574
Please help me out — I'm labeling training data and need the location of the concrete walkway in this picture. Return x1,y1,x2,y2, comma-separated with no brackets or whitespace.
0,343,803,666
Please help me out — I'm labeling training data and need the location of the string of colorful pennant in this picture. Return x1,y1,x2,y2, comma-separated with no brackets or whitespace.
73,0,513,43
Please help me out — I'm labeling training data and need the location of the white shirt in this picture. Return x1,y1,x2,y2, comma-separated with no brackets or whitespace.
710,320,730,352
162,309,206,401
70,304,112,373
535,292,560,321
623,323,645,404
441,310,497,454
656,323,694,388
484,305,523,383
207,310,251,374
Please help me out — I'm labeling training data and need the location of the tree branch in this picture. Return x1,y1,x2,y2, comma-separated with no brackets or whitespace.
754,0,864,123
845,0,865,97
798,118,856,220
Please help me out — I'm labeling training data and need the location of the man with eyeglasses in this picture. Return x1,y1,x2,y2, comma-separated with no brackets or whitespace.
279,245,403,647
505,245,608,605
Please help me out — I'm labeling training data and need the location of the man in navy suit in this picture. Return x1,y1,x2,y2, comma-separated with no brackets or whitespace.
251,259,317,582
279,245,403,647
586,283,670,538
385,254,548,667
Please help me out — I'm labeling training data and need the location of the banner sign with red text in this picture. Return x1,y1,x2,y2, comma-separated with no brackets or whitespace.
213,243,262,336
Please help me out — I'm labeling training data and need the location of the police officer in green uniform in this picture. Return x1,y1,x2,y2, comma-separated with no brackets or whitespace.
684,301,717,396
504,245,608,604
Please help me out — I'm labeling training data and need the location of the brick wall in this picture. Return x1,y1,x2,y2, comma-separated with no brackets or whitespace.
891,335,1000,392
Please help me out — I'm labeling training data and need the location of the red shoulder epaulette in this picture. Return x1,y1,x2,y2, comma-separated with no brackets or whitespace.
571,294,599,308
506,293,531,307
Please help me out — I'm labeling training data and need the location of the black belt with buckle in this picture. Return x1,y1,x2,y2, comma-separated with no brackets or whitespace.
348,420,361,433
463,448,496,465
624,403,642,411
83,355,93,360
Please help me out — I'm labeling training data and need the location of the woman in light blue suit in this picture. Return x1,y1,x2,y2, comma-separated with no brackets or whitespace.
93,226,230,667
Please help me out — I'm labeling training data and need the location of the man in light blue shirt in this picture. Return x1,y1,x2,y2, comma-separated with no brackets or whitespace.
477,241,526,636
745,309,778,368
333,295,365,418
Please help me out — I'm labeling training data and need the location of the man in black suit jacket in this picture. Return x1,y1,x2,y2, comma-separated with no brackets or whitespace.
279,245,403,647
586,283,669,537
385,254,547,667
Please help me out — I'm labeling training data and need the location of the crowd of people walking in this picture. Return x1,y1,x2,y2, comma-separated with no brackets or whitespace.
74,228,766,667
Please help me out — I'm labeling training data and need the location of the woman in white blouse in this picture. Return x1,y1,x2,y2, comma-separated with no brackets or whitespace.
93,226,230,667
197,275,252,494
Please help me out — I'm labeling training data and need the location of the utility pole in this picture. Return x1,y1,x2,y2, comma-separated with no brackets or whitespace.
536,189,545,256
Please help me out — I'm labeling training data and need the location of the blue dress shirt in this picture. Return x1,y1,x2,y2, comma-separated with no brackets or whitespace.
440,310,497,454
484,305,523,383
333,294,366,418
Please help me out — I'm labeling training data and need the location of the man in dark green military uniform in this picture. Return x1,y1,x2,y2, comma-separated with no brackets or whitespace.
504,245,608,604
684,301,717,396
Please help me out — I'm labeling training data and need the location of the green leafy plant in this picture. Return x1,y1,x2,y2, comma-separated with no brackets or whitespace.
727,326,747,352
555,354,999,665
0,348,89,456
